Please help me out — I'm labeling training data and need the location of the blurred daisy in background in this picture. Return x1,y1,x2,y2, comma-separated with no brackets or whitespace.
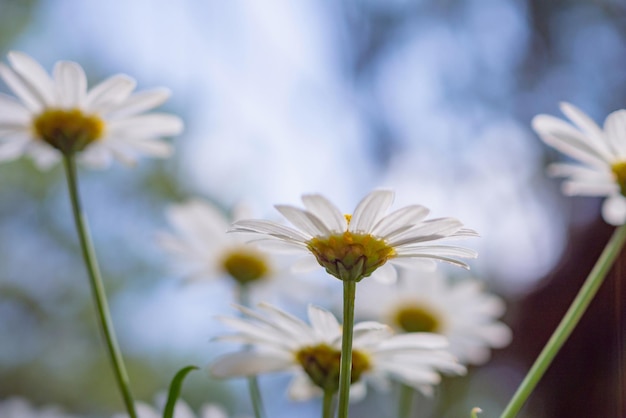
356,270,512,365
157,198,311,304
112,397,246,418
230,190,478,284
210,303,465,401
532,102,626,225
0,397,77,418
0,51,183,169
158,199,273,286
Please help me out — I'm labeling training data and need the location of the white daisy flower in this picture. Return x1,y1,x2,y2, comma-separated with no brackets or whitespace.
157,199,276,287
0,397,77,418
0,51,183,169
356,271,512,365
112,398,242,418
532,102,626,225
210,303,466,401
230,190,478,283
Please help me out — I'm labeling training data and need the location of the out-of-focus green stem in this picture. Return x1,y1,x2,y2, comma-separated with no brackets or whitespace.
322,390,334,418
62,154,137,418
337,280,357,418
237,285,267,418
500,224,626,418
398,384,414,418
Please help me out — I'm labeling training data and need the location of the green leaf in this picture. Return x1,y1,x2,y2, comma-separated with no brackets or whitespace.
162,365,199,418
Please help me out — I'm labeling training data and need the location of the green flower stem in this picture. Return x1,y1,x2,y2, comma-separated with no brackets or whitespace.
247,378,266,418
398,384,414,418
337,280,357,418
62,155,137,418
322,390,335,418
500,224,626,418
237,285,267,418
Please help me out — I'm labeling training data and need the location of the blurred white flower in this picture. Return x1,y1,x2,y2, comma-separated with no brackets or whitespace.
0,51,183,169
356,271,512,365
532,102,626,225
211,303,465,400
158,199,278,286
0,397,77,418
113,398,239,418
230,190,478,284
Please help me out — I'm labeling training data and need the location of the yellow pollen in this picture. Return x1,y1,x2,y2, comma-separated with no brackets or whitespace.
33,108,104,154
221,249,269,285
295,343,371,393
306,232,396,282
612,161,626,197
344,214,352,224
393,305,441,333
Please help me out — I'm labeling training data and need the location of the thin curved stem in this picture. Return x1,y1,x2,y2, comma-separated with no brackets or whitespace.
500,224,626,418
337,280,357,418
398,384,414,418
62,155,137,418
237,285,266,418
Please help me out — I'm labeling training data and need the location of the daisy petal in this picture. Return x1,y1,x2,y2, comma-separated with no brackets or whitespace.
387,218,463,247
372,205,430,237
287,373,321,401
377,333,448,351
53,61,86,107
0,93,30,123
561,179,618,196
86,142,131,167
275,205,330,237
301,194,346,232
251,238,308,253
407,254,471,269
370,262,397,284
0,63,44,112
210,351,292,377
107,88,171,118
602,195,626,226
560,102,611,157
604,109,626,159
7,51,55,106
85,74,136,112
390,257,437,271
124,138,172,157
26,142,60,169
0,137,28,162
308,305,341,341
231,219,310,242
349,190,394,233
107,113,183,138
532,114,609,168
395,245,478,259
349,381,368,402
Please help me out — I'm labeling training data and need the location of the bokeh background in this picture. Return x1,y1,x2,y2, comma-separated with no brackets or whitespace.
0,0,625,417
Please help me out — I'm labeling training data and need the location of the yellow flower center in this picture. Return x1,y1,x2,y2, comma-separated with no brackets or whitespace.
306,231,396,282
612,161,626,197
221,248,270,285
33,108,104,154
393,305,441,333
295,343,371,393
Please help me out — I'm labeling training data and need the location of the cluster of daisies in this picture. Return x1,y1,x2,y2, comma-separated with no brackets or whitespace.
155,188,513,418
1,49,624,418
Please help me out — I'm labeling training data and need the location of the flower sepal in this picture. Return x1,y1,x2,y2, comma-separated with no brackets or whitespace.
308,231,396,282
